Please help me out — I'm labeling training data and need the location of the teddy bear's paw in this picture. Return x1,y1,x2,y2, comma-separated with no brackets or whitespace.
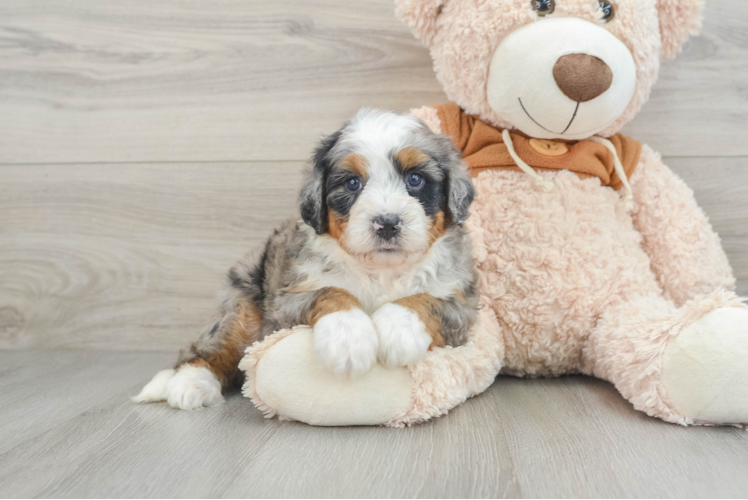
662,307,748,425
373,303,432,368
313,308,379,376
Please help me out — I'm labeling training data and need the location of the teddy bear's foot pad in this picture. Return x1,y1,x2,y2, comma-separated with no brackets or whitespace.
662,307,748,425
253,329,414,426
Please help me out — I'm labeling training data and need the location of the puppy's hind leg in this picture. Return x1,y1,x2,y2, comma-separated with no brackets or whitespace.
134,290,262,410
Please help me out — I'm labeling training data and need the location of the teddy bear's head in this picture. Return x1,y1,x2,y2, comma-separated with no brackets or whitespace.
396,0,703,140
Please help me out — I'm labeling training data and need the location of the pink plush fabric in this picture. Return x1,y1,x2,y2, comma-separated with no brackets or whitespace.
658,0,705,59
411,105,745,424
358,0,740,427
583,288,746,425
398,0,701,136
629,146,735,306
411,105,443,135
407,1,731,426
395,0,446,44
387,303,504,426
467,154,745,423
239,327,300,420
468,163,657,377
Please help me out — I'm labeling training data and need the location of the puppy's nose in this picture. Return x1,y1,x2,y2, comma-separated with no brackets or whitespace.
553,53,613,102
373,215,401,241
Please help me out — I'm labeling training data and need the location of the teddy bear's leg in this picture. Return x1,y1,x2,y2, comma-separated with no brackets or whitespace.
583,289,748,426
241,302,505,427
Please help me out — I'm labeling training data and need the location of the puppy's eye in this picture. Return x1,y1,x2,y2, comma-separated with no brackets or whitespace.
345,178,362,192
406,173,425,189
598,0,615,22
532,0,555,16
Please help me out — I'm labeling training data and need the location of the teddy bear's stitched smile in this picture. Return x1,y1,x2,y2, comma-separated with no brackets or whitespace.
518,97,580,135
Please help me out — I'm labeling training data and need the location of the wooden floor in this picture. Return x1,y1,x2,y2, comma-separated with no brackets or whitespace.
0,351,746,499
1,0,748,497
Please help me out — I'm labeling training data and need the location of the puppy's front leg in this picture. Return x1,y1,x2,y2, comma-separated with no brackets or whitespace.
373,293,473,367
302,287,379,376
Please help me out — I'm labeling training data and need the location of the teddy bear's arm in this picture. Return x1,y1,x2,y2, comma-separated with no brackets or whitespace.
628,145,735,306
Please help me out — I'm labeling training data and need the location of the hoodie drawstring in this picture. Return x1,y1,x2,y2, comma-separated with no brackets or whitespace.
589,136,634,210
502,129,554,192
502,129,633,209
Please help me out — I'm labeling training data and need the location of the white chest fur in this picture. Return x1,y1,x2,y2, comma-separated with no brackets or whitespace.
298,232,461,313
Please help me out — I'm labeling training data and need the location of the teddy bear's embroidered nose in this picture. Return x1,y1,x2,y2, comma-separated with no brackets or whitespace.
553,53,613,102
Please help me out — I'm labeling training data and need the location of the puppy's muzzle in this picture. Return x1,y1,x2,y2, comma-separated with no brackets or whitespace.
372,215,402,241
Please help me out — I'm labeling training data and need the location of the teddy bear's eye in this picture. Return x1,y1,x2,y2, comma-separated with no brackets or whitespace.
598,1,615,22
532,0,555,16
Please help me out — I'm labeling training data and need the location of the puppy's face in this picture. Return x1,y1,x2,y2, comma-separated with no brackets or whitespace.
300,110,474,267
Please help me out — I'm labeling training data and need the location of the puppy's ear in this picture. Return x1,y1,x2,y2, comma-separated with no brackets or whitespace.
395,0,446,45
658,0,704,59
440,139,474,226
299,130,341,234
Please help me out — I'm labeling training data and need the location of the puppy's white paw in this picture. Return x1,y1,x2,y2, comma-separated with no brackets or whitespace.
134,365,224,410
373,303,432,368
133,368,176,403
313,308,379,376
163,365,224,410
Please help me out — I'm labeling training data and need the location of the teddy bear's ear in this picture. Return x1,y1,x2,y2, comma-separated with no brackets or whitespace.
657,0,705,59
395,0,446,45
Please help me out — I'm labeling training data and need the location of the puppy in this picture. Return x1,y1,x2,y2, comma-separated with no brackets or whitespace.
134,109,478,410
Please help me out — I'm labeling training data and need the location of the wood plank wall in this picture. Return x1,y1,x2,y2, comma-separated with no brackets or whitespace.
1,0,746,350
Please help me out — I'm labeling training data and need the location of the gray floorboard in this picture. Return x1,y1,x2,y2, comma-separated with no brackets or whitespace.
0,350,746,498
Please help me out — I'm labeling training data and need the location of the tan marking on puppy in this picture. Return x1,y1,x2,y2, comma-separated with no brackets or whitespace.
393,293,445,348
339,153,369,178
285,281,317,294
185,300,262,390
308,286,362,326
428,210,447,243
327,211,348,242
186,358,211,370
397,146,429,171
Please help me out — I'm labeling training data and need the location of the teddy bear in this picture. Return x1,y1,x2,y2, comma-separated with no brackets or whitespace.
239,0,748,427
